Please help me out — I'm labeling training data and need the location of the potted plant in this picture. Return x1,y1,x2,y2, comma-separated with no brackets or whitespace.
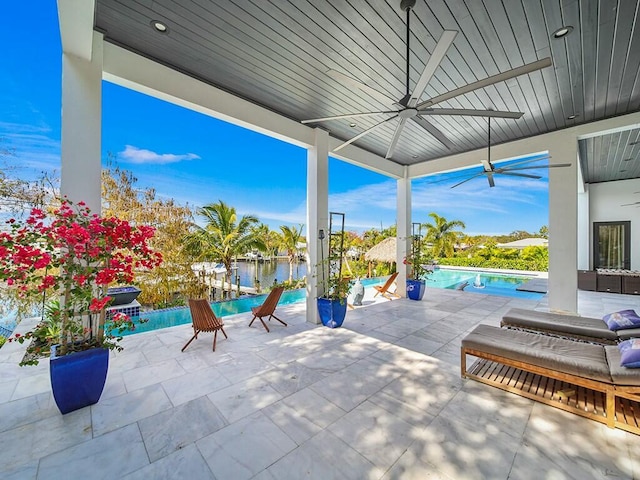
0,199,162,413
405,223,431,301
316,213,352,328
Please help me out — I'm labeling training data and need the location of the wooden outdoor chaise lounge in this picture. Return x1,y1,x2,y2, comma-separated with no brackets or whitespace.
461,324,640,435
373,272,401,299
501,307,640,345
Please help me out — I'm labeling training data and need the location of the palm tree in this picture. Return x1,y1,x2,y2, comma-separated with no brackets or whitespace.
279,224,304,283
253,223,280,260
423,212,466,258
184,201,261,298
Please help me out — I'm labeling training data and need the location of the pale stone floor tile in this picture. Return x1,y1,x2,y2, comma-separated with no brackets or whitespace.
197,410,296,480
393,335,443,356
276,386,347,429
91,383,173,437
0,392,58,433
11,372,51,401
328,400,420,470
122,444,215,480
409,414,519,480
264,429,384,480
260,360,330,396
138,396,228,462
161,365,231,406
121,358,186,392
38,423,149,480
0,408,92,474
261,398,323,445
2,290,640,480
206,376,282,424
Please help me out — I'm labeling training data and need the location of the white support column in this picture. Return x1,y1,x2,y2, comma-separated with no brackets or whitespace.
306,128,329,324
396,170,411,297
60,32,103,213
548,139,579,313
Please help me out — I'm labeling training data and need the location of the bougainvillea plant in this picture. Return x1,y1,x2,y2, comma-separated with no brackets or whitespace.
0,198,162,365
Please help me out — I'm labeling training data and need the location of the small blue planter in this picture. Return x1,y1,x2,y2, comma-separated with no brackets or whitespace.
50,346,109,414
317,297,347,328
406,279,426,301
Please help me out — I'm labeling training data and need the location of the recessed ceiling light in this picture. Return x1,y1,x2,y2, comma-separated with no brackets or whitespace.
553,26,574,39
412,155,418,159
567,114,577,120
151,20,169,33
620,169,628,173
349,123,357,128
623,158,633,161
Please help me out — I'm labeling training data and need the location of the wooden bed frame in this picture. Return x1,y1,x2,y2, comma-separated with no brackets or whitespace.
461,346,640,435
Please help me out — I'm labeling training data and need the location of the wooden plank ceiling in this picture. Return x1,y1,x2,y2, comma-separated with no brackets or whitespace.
95,0,640,183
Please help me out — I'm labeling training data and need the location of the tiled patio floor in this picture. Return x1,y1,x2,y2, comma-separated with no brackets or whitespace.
2,287,640,479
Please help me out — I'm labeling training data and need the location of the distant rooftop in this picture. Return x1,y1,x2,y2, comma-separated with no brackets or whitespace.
496,238,548,249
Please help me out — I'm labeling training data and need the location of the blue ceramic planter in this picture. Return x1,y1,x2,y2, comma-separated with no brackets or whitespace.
406,279,426,301
317,297,347,328
50,346,109,414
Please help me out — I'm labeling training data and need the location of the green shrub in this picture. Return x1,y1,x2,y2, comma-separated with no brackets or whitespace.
0,336,5,349
437,257,548,272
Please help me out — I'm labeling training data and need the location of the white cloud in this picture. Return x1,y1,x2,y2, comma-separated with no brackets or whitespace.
119,145,200,164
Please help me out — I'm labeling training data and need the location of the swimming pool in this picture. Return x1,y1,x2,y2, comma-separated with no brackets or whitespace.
121,277,385,336
120,271,543,336
426,268,545,300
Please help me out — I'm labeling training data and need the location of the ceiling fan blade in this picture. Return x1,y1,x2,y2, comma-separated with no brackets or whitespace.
386,118,408,159
499,156,552,168
326,69,395,105
450,173,484,188
301,110,398,124
417,108,523,119
500,163,571,172
333,115,398,152
416,57,553,109
498,171,542,179
622,202,640,206
487,172,495,187
408,30,458,108
411,116,454,150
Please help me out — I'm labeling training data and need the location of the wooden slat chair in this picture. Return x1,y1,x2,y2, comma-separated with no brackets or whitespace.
249,287,286,333
373,272,400,299
182,299,228,352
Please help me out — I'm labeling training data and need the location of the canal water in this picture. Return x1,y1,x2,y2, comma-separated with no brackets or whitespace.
230,259,307,288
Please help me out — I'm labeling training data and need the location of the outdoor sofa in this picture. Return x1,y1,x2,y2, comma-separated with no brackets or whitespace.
461,324,640,435
500,307,640,345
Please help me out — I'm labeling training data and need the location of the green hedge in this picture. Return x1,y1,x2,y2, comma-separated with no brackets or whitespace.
0,336,5,349
436,257,547,272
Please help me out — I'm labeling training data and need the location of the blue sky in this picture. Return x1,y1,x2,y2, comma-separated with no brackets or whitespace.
1,2,550,236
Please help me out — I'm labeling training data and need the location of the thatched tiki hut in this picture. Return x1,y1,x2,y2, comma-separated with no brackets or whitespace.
364,237,397,277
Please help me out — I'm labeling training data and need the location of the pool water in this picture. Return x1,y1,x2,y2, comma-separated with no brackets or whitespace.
426,268,545,300
120,277,384,336
119,272,543,336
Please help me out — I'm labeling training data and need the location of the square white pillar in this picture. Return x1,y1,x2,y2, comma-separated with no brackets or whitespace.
396,172,411,296
548,140,578,313
306,128,329,324
60,32,103,213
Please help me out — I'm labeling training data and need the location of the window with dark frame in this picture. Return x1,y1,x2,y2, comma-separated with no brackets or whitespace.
593,221,631,270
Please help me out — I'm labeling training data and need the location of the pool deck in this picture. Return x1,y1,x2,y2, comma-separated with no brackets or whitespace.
1,286,640,479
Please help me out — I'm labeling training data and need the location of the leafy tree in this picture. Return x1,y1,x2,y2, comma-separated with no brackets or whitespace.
538,225,549,239
423,213,466,258
101,164,203,308
185,201,261,298
279,224,304,283
252,223,280,260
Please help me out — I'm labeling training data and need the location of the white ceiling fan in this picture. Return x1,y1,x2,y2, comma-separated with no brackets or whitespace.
450,116,571,188
301,0,553,159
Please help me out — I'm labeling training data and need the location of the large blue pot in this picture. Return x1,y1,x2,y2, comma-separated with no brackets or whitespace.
406,279,426,301
50,346,109,414
317,297,347,328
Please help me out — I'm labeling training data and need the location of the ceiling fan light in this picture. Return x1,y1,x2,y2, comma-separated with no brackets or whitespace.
349,123,357,128
553,26,573,39
567,114,577,120
623,158,633,161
